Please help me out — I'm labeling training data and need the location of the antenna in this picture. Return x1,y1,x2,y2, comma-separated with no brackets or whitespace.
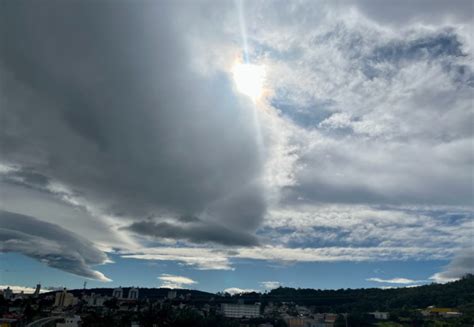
83,281,87,290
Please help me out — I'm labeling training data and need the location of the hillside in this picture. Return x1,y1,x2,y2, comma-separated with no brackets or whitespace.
46,274,474,311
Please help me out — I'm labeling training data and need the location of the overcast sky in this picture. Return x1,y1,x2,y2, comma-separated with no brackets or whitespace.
0,0,473,292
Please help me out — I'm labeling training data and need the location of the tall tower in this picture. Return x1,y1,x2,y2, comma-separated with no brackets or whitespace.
33,284,41,298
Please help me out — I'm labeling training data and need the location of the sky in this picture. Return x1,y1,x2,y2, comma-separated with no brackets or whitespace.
0,0,473,294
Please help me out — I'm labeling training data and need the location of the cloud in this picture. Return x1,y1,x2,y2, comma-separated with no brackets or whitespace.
0,178,137,252
262,205,472,253
224,287,257,295
158,274,197,289
0,285,51,294
379,284,422,290
0,0,472,282
121,247,233,271
125,219,259,246
430,248,474,283
0,210,111,281
260,281,281,289
123,244,456,271
246,2,473,207
350,0,473,26
0,0,266,247
366,277,424,284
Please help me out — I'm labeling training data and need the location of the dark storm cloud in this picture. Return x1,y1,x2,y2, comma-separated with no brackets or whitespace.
0,210,110,281
0,1,265,243
125,219,259,246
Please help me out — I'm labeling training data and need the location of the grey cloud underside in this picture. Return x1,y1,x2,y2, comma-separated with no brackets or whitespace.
432,248,474,282
0,1,265,243
125,219,259,246
352,0,473,25
0,210,110,281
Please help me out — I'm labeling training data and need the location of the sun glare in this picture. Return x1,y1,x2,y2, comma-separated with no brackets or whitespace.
232,63,266,101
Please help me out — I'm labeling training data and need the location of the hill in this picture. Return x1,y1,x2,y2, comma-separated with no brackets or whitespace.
45,274,474,311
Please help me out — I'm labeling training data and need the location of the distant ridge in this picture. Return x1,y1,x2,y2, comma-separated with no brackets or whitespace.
43,275,474,311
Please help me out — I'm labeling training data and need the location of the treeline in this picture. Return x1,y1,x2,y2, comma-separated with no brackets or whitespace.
52,274,474,311
235,274,474,311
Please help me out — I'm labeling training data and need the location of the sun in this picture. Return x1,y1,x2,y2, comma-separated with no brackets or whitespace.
232,62,266,101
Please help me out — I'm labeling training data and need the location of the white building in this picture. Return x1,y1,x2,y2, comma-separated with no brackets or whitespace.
85,293,107,307
128,288,139,300
221,303,261,318
54,289,76,307
369,311,389,320
112,287,124,299
56,315,81,327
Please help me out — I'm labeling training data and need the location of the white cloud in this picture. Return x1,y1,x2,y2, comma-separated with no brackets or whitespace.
379,284,422,290
158,274,197,289
122,244,457,271
121,247,233,271
367,277,424,284
224,287,257,295
260,281,281,289
0,285,51,294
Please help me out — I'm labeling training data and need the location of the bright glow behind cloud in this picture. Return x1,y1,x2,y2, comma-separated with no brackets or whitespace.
232,63,266,100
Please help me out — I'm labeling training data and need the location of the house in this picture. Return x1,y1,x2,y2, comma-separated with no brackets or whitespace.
421,307,461,318
369,311,389,320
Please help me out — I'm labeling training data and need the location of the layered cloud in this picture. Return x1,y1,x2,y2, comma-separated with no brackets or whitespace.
366,277,424,284
0,210,110,281
158,274,197,289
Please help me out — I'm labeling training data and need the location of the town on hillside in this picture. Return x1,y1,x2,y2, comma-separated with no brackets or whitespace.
0,275,473,327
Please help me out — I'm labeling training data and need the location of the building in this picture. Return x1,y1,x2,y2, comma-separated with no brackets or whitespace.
369,311,389,320
128,288,139,300
33,284,41,298
85,293,107,307
221,303,261,318
54,289,76,307
324,313,338,325
112,287,124,299
440,311,462,318
283,317,305,327
167,290,177,300
421,307,460,318
2,287,13,300
56,315,81,327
